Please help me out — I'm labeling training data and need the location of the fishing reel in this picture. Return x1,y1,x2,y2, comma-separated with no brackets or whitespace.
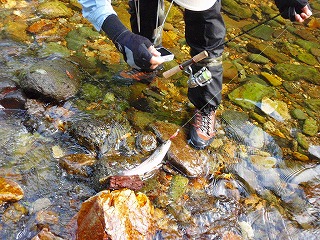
186,66,213,88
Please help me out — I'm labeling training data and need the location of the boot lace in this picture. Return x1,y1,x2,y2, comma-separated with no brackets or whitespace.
194,110,215,137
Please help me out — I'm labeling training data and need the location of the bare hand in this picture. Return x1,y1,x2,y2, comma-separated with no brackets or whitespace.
148,46,165,70
295,5,312,22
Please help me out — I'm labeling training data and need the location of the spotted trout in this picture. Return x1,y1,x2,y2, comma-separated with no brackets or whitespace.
122,140,172,177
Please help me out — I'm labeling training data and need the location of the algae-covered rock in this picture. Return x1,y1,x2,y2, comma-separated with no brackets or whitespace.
228,82,274,110
305,99,320,112
4,21,31,42
169,174,189,201
243,24,274,41
294,39,320,51
291,109,308,120
66,27,100,51
274,63,320,85
296,132,310,150
303,118,318,136
297,52,318,66
260,72,282,86
222,0,253,19
247,42,291,63
39,42,71,58
20,58,82,101
81,83,103,101
248,54,270,64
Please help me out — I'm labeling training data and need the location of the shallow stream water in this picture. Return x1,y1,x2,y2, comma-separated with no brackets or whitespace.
0,0,319,239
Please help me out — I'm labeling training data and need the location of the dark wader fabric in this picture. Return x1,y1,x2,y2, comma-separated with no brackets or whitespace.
128,0,164,46
128,0,225,112
185,0,225,112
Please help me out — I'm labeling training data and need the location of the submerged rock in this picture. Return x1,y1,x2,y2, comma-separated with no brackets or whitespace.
37,1,73,19
228,82,274,110
31,228,65,240
274,63,320,85
59,153,96,177
0,177,24,204
20,57,82,101
67,118,131,157
151,121,211,178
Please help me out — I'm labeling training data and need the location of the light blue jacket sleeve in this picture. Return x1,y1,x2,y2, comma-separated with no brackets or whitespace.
78,0,117,31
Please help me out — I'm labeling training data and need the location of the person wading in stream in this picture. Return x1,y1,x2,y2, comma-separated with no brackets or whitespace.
78,0,312,149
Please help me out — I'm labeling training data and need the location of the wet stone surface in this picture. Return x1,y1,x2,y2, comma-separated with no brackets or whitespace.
0,0,319,239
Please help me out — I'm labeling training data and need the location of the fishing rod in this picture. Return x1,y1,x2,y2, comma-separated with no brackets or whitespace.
164,10,316,136
163,13,282,78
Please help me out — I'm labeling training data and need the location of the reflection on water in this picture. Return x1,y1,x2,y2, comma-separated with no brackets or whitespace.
0,111,96,239
1,105,318,239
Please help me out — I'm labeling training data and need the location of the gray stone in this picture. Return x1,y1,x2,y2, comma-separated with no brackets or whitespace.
20,58,82,101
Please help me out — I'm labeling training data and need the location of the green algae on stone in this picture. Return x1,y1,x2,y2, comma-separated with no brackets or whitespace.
297,52,318,66
295,39,320,52
291,109,308,120
102,92,116,104
228,81,274,110
243,24,274,41
247,42,291,63
250,111,267,124
66,30,88,51
305,99,320,112
81,83,103,101
169,174,189,202
4,21,31,42
39,42,71,58
127,109,157,131
274,63,320,85
222,0,253,19
303,118,318,137
66,27,100,51
296,132,310,150
248,54,270,64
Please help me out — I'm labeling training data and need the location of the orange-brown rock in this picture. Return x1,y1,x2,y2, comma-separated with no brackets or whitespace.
31,228,65,240
0,177,24,204
75,189,156,240
59,154,96,177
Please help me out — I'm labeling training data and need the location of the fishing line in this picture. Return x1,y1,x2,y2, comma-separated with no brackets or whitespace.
173,11,317,136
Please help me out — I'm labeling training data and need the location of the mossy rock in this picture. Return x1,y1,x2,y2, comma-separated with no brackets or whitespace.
274,63,320,85
228,81,274,110
222,0,253,19
243,24,274,41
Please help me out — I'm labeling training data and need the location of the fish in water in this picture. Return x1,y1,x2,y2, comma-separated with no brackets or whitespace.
121,140,172,177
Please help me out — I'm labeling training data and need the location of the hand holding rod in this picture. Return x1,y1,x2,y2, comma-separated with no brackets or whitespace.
163,50,208,78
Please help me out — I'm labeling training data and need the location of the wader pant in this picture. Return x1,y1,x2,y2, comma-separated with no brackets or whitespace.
128,0,225,112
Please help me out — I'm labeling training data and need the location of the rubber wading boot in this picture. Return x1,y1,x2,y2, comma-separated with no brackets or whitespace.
189,109,216,149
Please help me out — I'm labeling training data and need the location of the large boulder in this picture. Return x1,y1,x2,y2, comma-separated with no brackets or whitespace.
74,189,156,240
20,57,82,101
